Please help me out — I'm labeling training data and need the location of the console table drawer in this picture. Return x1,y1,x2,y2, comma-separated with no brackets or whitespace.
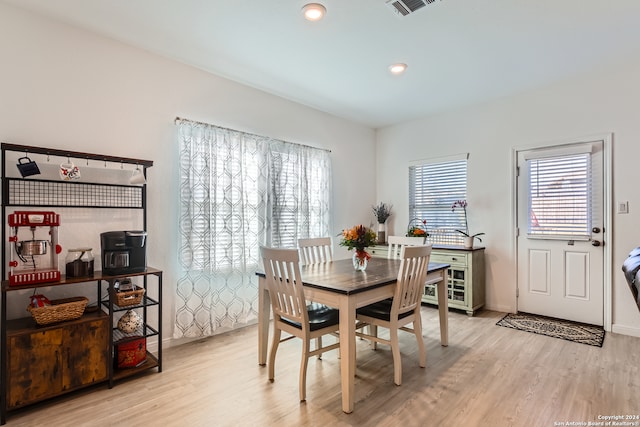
431,252,468,267
369,246,389,258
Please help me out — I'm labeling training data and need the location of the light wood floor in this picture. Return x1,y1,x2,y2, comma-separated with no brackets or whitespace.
7,308,640,426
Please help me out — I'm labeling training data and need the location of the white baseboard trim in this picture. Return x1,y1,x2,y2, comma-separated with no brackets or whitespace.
147,336,180,353
484,303,514,314
611,323,640,338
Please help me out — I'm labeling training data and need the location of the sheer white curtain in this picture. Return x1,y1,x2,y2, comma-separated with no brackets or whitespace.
267,140,333,248
174,119,331,338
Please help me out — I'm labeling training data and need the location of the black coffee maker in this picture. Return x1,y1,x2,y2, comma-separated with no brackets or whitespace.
100,231,147,275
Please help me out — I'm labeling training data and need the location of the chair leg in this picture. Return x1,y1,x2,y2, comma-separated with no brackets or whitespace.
414,317,426,368
369,325,378,350
390,327,402,386
316,337,322,359
269,327,282,381
300,338,310,402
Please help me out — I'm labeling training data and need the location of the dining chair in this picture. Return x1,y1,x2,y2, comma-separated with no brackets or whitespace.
298,237,335,355
298,237,333,264
387,235,425,259
355,244,432,385
260,246,341,402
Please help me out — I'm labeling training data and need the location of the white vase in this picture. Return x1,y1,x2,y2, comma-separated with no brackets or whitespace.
377,223,386,244
464,236,474,248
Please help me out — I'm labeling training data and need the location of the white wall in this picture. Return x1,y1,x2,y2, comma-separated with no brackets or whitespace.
3,2,639,341
0,3,376,343
376,56,640,336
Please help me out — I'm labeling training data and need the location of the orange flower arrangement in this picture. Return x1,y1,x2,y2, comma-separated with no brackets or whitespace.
406,218,428,237
339,225,377,251
339,225,377,269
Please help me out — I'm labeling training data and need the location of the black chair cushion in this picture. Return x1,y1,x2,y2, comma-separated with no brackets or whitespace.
356,298,413,322
281,302,339,331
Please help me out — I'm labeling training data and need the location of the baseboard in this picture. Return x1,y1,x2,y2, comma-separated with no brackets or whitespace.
146,336,179,353
484,303,514,314
611,323,640,338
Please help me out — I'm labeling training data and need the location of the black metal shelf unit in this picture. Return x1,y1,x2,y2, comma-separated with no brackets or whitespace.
98,268,163,387
0,143,160,425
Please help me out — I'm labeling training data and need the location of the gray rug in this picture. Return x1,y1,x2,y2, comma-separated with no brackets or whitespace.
496,312,605,347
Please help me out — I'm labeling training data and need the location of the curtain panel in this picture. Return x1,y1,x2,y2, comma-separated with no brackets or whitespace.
174,119,331,338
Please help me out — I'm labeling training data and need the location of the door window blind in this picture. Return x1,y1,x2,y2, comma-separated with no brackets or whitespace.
409,158,467,244
527,153,591,238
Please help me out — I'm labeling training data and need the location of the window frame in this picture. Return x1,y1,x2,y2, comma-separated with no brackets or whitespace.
409,154,468,245
525,148,593,241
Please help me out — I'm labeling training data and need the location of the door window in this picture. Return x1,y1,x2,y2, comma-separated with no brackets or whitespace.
527,153,591,239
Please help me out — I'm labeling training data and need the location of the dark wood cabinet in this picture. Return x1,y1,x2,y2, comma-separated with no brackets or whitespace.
6,312,109,409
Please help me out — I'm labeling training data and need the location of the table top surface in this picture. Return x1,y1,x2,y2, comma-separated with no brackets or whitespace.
257,257,449,296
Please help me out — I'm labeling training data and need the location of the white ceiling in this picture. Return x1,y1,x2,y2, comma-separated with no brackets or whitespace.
4,0,640,128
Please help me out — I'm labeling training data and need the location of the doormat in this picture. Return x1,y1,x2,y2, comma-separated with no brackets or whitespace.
496,312,605,347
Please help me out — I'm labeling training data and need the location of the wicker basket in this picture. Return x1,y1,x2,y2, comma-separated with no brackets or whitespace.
27,296,88,326
113,286,145,307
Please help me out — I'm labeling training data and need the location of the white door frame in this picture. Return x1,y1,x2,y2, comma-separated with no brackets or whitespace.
511,133,612,331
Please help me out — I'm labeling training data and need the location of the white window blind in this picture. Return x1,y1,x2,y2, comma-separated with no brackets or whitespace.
527,153,591,238
409,158,467,244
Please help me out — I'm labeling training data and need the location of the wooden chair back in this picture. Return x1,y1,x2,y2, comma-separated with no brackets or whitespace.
261,247,308,328
387,235,426,259
298,237,333,264
393,245,432,316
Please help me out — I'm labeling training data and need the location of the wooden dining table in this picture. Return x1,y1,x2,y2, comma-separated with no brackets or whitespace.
256,257,450,414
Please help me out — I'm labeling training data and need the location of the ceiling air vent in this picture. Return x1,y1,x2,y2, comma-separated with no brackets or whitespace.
386,0,439,17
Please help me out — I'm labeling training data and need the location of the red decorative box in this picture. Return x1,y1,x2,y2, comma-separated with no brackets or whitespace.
115,336,147,368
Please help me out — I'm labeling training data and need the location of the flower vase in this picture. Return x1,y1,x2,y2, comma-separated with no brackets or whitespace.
464,236,474,248
377,222,386,245
353,249,369,271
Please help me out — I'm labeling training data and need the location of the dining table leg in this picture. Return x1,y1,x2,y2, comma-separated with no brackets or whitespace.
436,275,449,347
338,296,356,413
258,276,270,365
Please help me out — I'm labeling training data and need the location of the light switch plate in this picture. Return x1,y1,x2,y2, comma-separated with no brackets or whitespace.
618,201,629,214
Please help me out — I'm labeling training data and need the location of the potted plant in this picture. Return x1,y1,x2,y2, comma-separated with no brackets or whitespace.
451,199,484,248
372,202,392,244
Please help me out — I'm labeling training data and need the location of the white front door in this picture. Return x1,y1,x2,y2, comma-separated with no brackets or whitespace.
516,140,605,326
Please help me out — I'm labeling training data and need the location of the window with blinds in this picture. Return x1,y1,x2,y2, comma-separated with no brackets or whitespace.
269,147,331,249
409,158,467,245
527,153,591,238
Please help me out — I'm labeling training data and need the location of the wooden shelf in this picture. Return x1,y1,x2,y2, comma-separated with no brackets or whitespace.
5,310,107,336
2,267,163,291
113,352,159,381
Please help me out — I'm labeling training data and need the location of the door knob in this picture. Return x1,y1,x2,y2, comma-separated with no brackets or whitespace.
591,240,603,247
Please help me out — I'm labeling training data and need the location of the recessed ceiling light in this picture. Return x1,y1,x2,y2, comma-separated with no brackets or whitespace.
302,3,326,21
389,63,408,75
